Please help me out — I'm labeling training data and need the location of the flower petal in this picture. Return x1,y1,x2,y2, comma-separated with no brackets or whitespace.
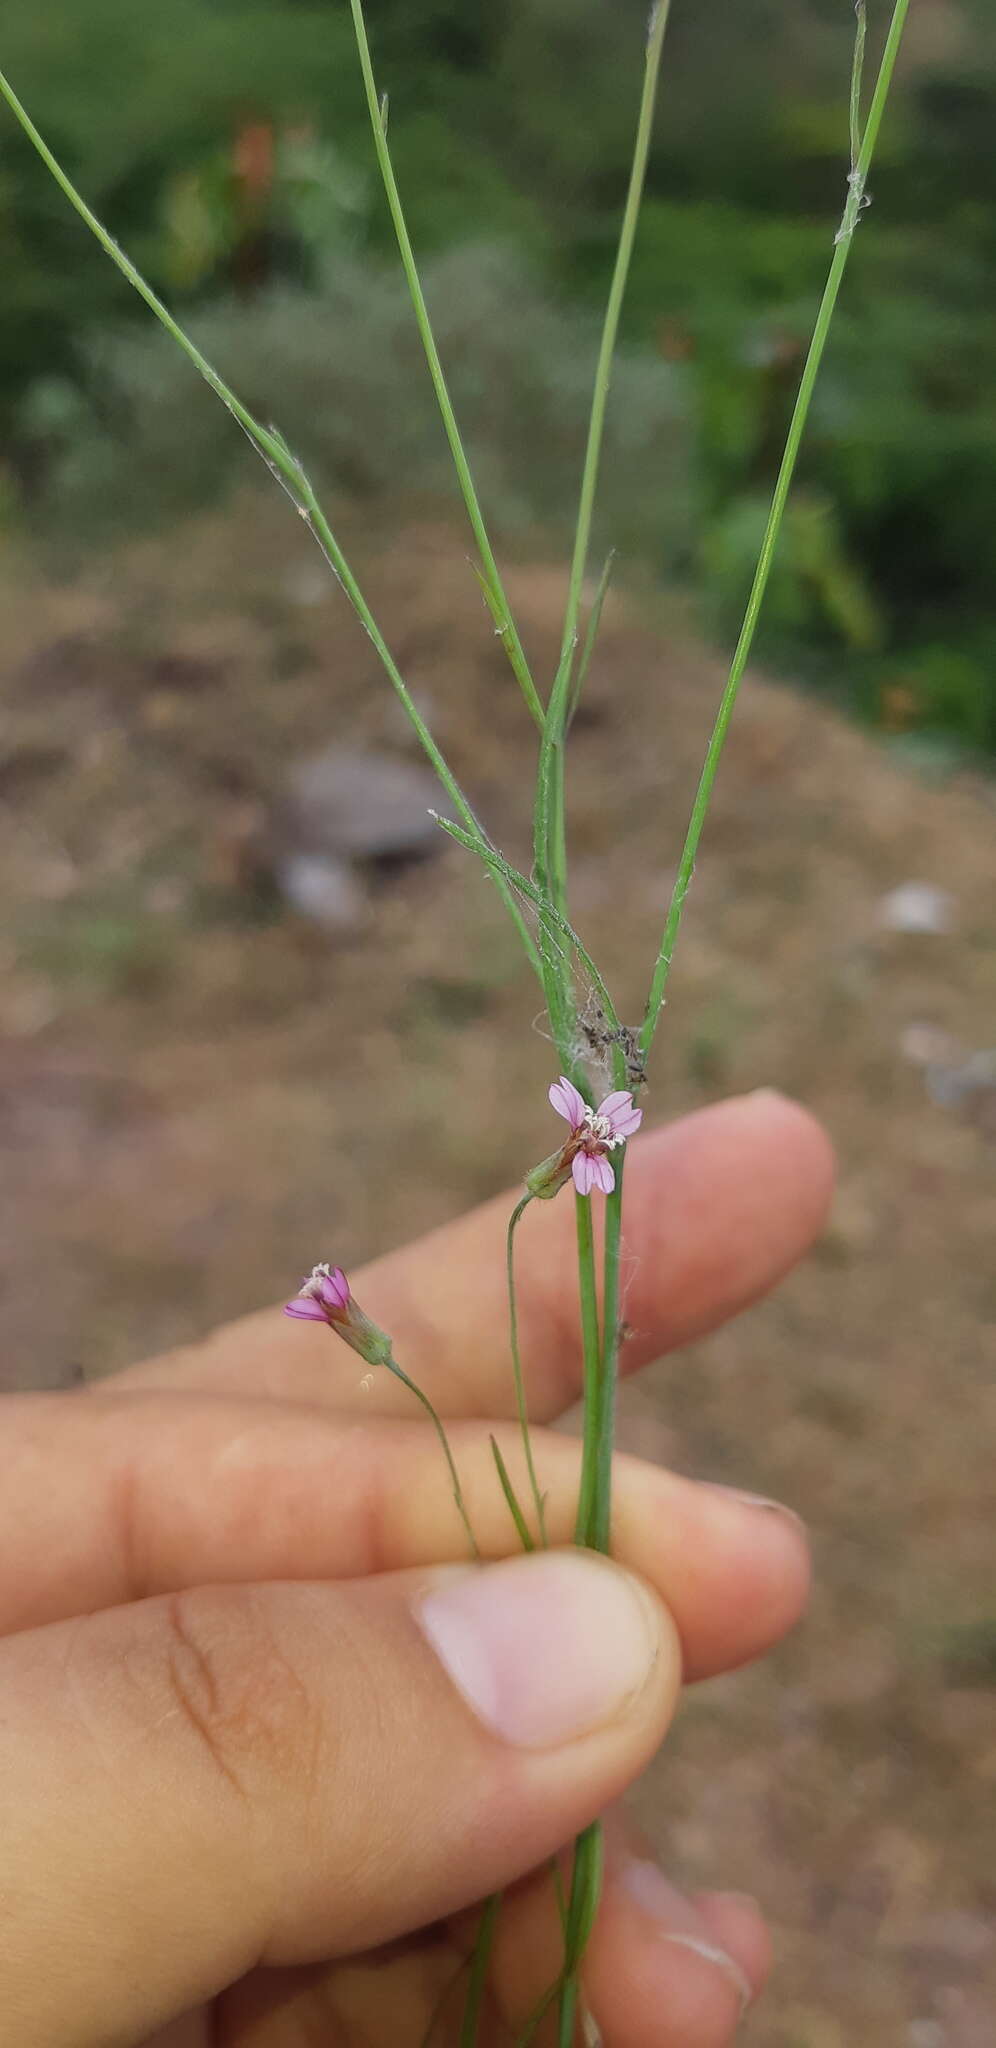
549,1076,586,1130
283,1297,328,1321
597,1089,633,1120
592,1153,616,1194
319,1267,350,1311
609,1103,643,1140
596,1090,643,1139
572,1150,596,1196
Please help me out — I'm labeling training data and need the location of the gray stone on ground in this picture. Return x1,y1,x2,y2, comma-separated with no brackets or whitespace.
275,852,366,933
877,881,955,935
281,746,441,862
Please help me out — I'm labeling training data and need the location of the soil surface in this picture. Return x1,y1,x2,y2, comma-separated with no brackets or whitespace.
2,497,994,2044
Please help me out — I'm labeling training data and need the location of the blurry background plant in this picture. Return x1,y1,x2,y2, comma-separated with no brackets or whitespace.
2,0,995,754
21,246,691,570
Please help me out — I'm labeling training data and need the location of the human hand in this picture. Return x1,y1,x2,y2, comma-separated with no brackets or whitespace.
0,1090,831,2047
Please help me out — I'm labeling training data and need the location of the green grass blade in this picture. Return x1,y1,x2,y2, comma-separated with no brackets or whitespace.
348,0,543,731
460,1892,501,2048
567,551,616,733
639,0,912,1060
556,1823,604,2047
505,1195,548,1546
534,3,673,960
433,815,621,1041
489,1437,535,1554
849,2,868,177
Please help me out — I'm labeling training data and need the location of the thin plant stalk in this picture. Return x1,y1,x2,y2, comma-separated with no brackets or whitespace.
592,1158,626,1556
571,1194,604,1549
639,0,911,1057
849,2,869,178
562,15,911,2036
506,1196,548,1546
0,65,543,988
573,1076,626,1575
347,0,543,732
556,1,673,693
433,816,623,1040
559,1106,630,2040
490,1437,535,1553
535,0,673,945
381,1354,479,1559
567,550,616,733
459,1891,501,2048
556,1822,605,2048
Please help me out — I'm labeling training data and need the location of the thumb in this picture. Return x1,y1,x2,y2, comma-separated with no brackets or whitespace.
2,1550,678,2047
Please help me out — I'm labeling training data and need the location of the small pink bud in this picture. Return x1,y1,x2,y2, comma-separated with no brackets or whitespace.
284,1262,351,1323
283,1263,392,1367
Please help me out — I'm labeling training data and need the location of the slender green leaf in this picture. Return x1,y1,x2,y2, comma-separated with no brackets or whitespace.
489,1437,535,1554
348,0,543,730
639,0,912,1059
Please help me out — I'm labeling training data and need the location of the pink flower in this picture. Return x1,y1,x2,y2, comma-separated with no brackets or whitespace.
548,1076,643,1196
283,1263,393,1367
284,1262,351,1323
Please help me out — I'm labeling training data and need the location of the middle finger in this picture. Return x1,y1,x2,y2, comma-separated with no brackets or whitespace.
0,1388,809,1683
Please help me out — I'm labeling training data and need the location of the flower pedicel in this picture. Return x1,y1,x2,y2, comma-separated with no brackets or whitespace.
285,1261,480,1556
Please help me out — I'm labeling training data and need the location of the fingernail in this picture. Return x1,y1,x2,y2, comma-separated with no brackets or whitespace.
622,1859,754,2012
701,1889,763,1916
415,1552,659,1749
703,1480,803,1524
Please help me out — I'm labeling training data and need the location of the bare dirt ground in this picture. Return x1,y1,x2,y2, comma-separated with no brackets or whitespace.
1,496,994,2045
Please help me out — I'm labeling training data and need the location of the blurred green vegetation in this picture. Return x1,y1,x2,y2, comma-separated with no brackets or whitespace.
2,0,995,751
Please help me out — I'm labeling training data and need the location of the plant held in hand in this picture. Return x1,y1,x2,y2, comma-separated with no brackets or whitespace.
0,0,913,2036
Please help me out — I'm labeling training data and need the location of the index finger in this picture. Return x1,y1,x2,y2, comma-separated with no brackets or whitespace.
115,1090,833,1422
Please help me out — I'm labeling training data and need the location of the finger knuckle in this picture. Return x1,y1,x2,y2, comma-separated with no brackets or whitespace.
148,1586,321,1801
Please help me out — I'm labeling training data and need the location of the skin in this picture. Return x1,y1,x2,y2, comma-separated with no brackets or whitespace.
0,1088,833,2046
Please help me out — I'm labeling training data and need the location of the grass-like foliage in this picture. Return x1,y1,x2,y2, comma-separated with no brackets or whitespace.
0,1,912,2036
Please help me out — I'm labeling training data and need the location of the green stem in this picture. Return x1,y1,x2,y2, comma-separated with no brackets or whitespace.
460,1893,501,2048
536,3,673,974
489,1436,535,1553
571,1194,603,1549
348,0,543,732
592,1155,625,1556
0,65,543,990
506,1196,548,1546
556,2,672,692
571,1145,627,1559
639,0,911,1058
556,1972,579,2048
562,1095,629,2041
556,1823,605,2048
382,1354,479,1559
849,2,868,176
567,550,616,734
550,753,569,931
433,816,622,1045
